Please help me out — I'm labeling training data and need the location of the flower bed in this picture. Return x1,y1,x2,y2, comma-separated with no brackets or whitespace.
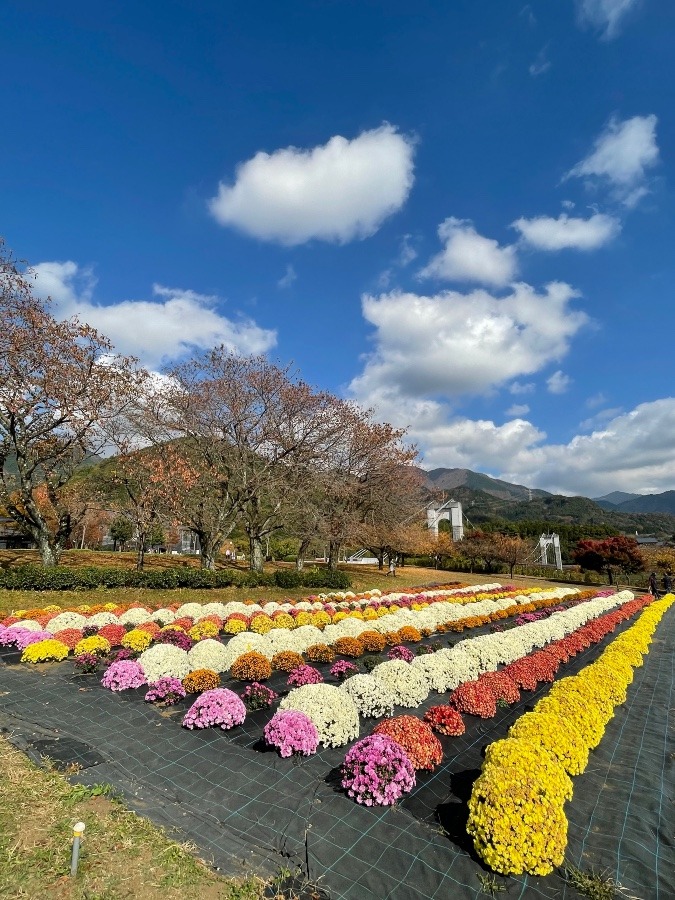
466,594,673,876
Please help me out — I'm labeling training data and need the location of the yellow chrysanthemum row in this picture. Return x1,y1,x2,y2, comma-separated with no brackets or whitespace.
467,593,674,877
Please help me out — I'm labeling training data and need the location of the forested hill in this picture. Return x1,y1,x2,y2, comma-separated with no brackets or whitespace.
420,470,675,540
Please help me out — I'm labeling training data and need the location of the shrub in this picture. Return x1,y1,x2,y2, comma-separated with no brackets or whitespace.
373,716,443,771
182,668,221,693
182,688,246,730
230,651,272,681
264,709,319,757
341,735,415,806
271,651,306,673
306,643,335,663
287,665,323,687
145,676,187,705
333,637,364,658
359,631,386,653
241,682,278,711
424,705,465,736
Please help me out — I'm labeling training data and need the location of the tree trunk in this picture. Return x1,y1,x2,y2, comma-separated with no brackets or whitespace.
196,531,222,570
249,535,264,572
295,538,310,571
38,536,60,567
377,550,384,571
327,540,340,571
136,534,146,571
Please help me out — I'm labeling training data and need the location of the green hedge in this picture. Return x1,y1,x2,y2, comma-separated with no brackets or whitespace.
0,564,350,592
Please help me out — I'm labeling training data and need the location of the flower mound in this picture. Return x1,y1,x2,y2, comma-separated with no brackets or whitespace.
387,645,414,662
271,651,305,673
330,659,358,680
145,677,187,705
101,660,146,692
21,638,70,663
306,643,335,663
121,628,153,652
74,635,111,657
340,674,395,718
280,684,359,747
230,651,272,681
263,709,320,758
373,716,443,771
74,652,100,674
241,682,278,711
341,735,416,806
287,665,324,687
467,737,572,876
424,705,465,736
182,688,246,731
182,668,221,693
450,680,497,719
371,660,430,707
138,644,191,683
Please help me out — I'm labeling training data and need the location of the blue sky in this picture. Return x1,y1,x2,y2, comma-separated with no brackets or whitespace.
3,0,674,497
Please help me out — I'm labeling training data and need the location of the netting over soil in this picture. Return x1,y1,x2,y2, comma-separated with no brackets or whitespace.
0,604,672,899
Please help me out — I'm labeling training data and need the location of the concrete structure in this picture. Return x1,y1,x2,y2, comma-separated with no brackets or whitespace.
426,500,464,541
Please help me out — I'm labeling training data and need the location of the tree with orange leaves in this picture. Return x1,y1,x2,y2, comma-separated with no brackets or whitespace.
0,240,145,565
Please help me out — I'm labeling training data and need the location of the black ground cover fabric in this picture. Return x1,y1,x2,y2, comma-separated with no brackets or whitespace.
0,602,672,899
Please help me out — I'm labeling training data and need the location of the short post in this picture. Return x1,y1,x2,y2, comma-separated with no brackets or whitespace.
70,821,85,876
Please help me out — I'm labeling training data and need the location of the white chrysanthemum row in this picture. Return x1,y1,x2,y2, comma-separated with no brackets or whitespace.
337,590,635,708
279,684,360,747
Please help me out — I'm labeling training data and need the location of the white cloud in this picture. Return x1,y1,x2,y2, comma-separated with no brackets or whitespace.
565,115,659,203
509,381,536,395
529,46,551,77
350,281,587,403
277,264,297,289
578,406,623,431
398,234,418,266
586,391,607,409
30,262,276,370
575,0,641,40
207,124,415,245
513,212,621,250
419,218,518,287
497,399,675,495
394,399,675,496
547,370,572,394
506,404,530,417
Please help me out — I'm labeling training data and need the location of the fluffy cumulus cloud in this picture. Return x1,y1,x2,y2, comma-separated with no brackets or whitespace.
350,281,587,405
546,370,572,394
419,218,518,287
565,114,659,204
497,399,675,495
380,399,675,497
513,212,621,250
506,403,530,417
207,124,415,245
575,0,642,40
30,261,276,370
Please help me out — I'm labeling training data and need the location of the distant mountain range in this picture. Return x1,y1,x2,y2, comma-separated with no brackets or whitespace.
419,468,675,539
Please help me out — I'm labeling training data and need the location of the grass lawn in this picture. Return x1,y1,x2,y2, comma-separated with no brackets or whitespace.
0,735,264,900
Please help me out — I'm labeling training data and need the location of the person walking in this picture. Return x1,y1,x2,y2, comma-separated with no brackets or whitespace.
648,572,660,597
662,571,672,595
386,556,397,577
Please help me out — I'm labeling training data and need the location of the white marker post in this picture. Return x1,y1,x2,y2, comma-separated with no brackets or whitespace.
70,822,85,876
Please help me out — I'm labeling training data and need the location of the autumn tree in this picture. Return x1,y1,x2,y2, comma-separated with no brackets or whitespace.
307,406,418,571
492,533,535,578
164,352,349,571
0,241,144,565
355,463,426,569
103,449,176,569
572,536,645,585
